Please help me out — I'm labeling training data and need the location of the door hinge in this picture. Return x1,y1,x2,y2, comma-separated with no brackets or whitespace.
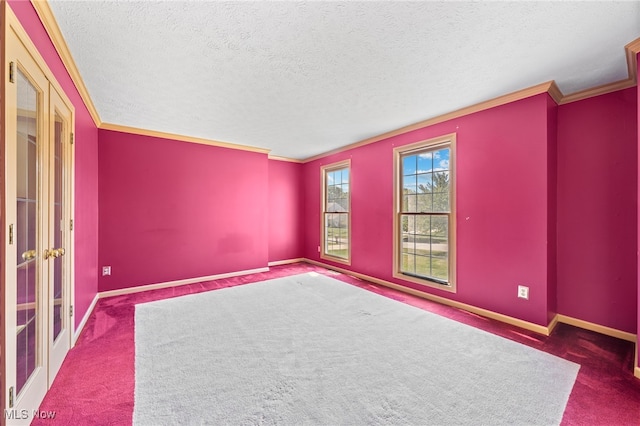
70,305,74,317
9,224,14,245
9,62,15,83
70,219,74,231
9,386,14,408
70,133,74,145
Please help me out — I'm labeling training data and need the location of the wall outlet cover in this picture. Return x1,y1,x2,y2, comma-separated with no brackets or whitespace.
517,285,529,300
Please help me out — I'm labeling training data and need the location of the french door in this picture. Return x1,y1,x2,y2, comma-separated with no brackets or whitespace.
4,10,74,423
47,85,73,386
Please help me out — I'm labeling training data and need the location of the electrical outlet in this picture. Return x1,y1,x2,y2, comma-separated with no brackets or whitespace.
102,266,111,276
317,245,321,253
517,285,529,300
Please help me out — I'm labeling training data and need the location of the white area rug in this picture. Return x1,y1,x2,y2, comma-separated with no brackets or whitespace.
134,273,579,425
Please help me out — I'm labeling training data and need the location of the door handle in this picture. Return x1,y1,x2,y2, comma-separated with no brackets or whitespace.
21,249,37,261
44,247,65,259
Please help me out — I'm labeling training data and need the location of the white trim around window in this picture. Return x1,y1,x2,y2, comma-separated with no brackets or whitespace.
393,134,456,292
320,159,351,265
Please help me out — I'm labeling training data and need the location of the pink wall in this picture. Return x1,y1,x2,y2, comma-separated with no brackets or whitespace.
557,88,637,333
303,94,555,326
98,130,269,291
9,0,99,328
9,0,638,342
268,160,304,263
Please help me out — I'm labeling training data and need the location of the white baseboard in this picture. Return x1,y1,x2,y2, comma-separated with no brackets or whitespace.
303,258,555,336
547,314,559,334
73,293,99,345
303,259,640,346
98,267,270,299
556,314,637,343
635,344,640,380
268,258,304,267
70,266,271,346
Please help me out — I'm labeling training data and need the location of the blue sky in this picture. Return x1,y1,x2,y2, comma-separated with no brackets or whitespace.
403,147,450,175
403,148,450,193
327,168,349,185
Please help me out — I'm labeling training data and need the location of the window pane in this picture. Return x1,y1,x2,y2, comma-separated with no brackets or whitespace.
414,253,430,278
434,148,450,171
402,150,451,214
433,192,449,212
326,167,350,210
417,152,432,173
432,171,450,191
325,213,337,237
417,173,432,194
397,142,452,287
327,182,347,210
401,253,415,275
403,155,417,175
16,68,40,395
331,170,341,185
401,232,415,255
415,215,430,240
325,214,337,253
416,194,432,212
337,197,348,212
403,194,416,212
340,215,349,257
403,174,417,195
340,184,349,212
399,214,449,282
431,216,449,281
323,164,350,261
431,216,448,244
341,168,349,184
326,198,335,212
325,213,348,259
401,215,411,254
327,184,334,204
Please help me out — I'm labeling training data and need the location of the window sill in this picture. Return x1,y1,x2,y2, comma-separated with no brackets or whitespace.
320,253,352,266
392,271,456,293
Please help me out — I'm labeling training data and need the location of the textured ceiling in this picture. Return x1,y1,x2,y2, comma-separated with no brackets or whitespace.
48,1,640,159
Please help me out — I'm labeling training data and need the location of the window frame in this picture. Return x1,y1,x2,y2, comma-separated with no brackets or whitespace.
320,159,351,265
392,134,456,292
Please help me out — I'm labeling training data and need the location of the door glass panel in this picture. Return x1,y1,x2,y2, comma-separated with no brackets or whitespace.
52,114,64,341
16,68,40,395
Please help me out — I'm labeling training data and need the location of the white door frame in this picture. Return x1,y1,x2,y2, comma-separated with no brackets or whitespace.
3,3,75,423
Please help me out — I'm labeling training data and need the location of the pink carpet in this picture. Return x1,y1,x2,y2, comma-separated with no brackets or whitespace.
33,263,640,425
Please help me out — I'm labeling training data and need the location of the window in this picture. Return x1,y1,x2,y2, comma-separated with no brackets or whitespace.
393,134,456,291
321,160,351,264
